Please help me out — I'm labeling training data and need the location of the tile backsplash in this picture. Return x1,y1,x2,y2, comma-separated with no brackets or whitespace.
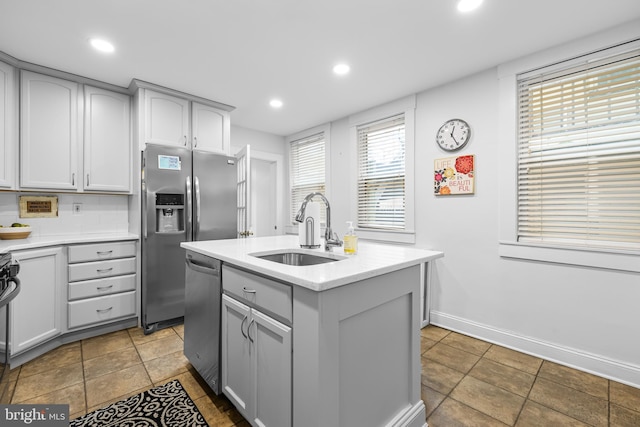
0,193,130,236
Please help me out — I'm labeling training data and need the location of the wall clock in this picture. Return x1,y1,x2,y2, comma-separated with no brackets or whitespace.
436,118,471,152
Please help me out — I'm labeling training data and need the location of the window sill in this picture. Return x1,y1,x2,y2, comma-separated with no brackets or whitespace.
356,228,416,245
498,241,640,273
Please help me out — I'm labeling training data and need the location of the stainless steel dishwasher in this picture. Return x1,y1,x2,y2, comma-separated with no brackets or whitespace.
184,250,222,394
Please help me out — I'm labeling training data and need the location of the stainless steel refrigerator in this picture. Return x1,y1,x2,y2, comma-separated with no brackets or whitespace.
141,143,237,333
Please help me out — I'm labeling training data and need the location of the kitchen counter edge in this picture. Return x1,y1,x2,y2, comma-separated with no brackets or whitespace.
0,233,139,252
181,236,444,292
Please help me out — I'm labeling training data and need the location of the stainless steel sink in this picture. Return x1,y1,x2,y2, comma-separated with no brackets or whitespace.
252,251,345,266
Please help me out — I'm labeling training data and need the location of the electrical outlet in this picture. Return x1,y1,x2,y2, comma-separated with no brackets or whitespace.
72,203,82,215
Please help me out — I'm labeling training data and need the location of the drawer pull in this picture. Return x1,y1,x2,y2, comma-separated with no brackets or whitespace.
247,319,255,343
97,285,114,290
242,287,256,294
97,268,113,274
96,307,113,313
240,315,248,339
97,250,113,256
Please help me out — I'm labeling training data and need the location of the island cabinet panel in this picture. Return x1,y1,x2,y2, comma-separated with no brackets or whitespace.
292,265,426,427
221,295,252,415
221,272,292,427
223,265,292,323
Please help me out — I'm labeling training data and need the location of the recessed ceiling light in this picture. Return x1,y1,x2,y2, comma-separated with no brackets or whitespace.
333,63,350,75
457,0,483,12
89,38,115,53
269,99,283,108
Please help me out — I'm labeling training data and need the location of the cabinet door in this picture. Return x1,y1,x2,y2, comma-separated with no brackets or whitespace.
144,90,189,147
84,86,131,192
252,309,292,427
192,102,229,154
20,71,79,190
0,61,16,189
221,294,252,418
10,247,65,355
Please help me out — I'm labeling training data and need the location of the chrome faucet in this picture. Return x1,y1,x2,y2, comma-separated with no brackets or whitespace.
295,192,343,251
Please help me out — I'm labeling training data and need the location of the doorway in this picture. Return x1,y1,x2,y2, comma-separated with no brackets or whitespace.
251,158,277,237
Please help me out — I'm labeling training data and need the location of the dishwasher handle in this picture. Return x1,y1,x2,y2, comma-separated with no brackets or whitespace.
185,257,220,277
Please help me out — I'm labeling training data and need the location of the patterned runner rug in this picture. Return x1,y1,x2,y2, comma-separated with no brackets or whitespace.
70,379,209,427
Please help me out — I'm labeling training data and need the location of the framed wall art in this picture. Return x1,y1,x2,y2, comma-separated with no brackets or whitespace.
434,155,475,196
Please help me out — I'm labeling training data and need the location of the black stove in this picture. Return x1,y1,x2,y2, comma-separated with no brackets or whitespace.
0,253,19,299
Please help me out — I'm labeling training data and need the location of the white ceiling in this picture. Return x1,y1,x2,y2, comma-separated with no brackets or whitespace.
1,0,640,136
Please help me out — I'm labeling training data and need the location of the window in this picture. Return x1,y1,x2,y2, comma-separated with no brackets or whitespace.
357,114,406,230
289,132,325,224
517,49,640,250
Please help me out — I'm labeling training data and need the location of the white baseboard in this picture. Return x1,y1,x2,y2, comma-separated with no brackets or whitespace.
429,311,640,389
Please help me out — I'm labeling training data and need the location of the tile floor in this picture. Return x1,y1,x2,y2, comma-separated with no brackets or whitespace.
6,324,248,426
421,325,640,427
5,324,640,427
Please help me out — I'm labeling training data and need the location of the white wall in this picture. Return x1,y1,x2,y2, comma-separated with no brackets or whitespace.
230,124,285,155
320,23,640,387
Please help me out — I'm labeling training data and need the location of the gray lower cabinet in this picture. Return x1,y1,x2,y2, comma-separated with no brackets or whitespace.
67,241,137,329
221,266,292,427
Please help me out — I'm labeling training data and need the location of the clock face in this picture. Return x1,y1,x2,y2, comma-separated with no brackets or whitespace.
436,119,471,151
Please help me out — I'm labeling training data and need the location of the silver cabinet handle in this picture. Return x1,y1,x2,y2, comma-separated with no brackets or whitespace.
186,176,192,240
97,267,113,273
183,135,188,146
194,176,201,240
243,287,256,294
86,174,90,186
96,250,113,256
96,307,113,313
247,319,255,343
72,173,75,186
240,315,248,339
194,136,198,147
97,284,113,290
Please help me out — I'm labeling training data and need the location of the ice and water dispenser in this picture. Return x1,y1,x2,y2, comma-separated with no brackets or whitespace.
155,193,185,233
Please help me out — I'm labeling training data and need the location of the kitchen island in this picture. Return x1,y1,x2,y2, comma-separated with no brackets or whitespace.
181,235,443,427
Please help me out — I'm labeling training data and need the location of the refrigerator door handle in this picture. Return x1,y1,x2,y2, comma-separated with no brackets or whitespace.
186,175,193,240
194,176,201,240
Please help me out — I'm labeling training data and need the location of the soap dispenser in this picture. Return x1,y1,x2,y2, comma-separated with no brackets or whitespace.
344,221,358,255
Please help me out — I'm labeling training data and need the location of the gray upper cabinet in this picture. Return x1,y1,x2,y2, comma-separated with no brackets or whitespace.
20,70,79,190
192,101,230,154
142,88,231,154
143,89,190,148
0,60,16,189
84,86,131,193
20,71,132,193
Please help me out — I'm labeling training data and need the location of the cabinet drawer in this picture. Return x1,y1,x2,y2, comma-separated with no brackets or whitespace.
223,265,292,323
68,291,136,329
68,274,136,300
68,241,136,263
68,257,136,282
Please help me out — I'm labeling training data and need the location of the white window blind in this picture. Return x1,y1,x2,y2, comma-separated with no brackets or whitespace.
517,49,640,250
357,114,406,230
289,132,325,224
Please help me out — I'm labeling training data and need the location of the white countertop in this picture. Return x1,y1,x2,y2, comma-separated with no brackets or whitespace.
181,235,443,291
0,233,139,253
